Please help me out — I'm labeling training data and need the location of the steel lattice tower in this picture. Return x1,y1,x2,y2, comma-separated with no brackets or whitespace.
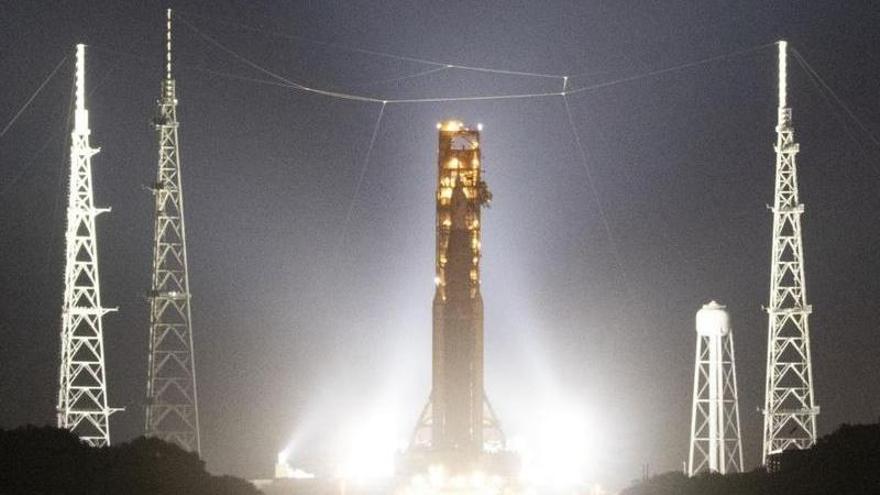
761,40,819,465
145,9,201,453
688,301,743,476
57,44,117,447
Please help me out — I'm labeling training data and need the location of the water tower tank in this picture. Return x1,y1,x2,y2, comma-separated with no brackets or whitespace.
696,300,730,337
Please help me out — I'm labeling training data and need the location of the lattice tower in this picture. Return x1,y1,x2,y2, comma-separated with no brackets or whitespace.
145,9,201,453
57,44,118,447
761,40,819,466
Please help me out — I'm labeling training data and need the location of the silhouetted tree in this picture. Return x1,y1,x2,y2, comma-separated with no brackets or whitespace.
0,425,261,495
622,421,880,495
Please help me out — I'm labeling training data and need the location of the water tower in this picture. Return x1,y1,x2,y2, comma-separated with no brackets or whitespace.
688,301,744,475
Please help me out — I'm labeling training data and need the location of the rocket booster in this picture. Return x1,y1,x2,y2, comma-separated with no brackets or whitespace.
431,121,490,454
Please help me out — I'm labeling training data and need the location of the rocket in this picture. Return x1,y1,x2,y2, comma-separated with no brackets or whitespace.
430,121,491,455
402,121,515,477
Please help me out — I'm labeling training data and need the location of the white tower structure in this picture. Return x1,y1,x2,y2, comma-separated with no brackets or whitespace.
688,301,743,476
761,40,819,465
145,9,201,453
57,44,117,447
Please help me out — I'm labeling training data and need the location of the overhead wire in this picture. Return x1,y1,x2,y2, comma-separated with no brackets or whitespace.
177,15,775,107
42,78,77,278
2,52,121,199
791,50,880,177
176,10,566,81
30,22,784,300
386,91,563,104
178,15,388,104
179,15,564,104
792,48,880,150
11,13,872,353
92,40,445,97
564,42,775,97
186,65,307,89
562,91,638,303
336,101,387,255
92,33,773,109
0,55,68,140
349,65,450,88
167,18,782,299
0,77,73,198
89,44,297,91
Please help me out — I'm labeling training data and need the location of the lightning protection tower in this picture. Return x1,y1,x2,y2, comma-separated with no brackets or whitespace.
57,44,117,447
761,40,819,466
145,9,201,453
688,301,743,476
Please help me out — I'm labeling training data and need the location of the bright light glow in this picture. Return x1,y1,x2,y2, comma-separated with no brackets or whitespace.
74,44,89,132
441,120,464,132
290,468,315,480
335,406,404,481
275,448,314,479
512,399,594,490
399,465,510,495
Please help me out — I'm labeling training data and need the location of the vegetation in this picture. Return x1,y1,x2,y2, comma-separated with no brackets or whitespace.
622,421,880,495
0,425,262,494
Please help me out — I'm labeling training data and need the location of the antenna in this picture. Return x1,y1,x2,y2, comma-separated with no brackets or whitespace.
57,43,118,446
145,9,201,453
166,8,172,80
74,44,87,132
761,39,819,467
777,40,787,109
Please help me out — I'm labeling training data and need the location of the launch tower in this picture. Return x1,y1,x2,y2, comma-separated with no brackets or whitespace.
761,40,819,465
56,44,117,447
406,121,510,474
145,9,201,453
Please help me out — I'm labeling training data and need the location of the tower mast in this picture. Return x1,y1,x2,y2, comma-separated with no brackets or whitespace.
761,40,819,465
57,43,117,447
145,9,201,453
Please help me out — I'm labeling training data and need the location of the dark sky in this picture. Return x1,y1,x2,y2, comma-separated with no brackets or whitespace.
2,0,879,489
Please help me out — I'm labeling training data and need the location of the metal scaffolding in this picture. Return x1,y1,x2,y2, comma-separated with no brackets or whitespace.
145,9,201,453
56,44,117,447
761,40,819,466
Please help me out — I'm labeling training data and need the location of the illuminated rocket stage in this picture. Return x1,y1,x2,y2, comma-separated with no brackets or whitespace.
399,120,519,480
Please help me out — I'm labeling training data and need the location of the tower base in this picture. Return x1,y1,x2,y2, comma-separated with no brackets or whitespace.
400,393,520,485
397,448,521,479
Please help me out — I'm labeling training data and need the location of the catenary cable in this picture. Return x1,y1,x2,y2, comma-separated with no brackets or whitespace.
337,101,387,251
0,56,68,139
176,10,566,81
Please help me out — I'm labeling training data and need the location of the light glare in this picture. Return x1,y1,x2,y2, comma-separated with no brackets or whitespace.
335,406,403,481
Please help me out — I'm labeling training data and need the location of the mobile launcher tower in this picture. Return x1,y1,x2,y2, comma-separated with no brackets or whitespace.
400,121,519,482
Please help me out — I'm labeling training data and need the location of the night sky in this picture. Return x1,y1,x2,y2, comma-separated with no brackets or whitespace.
2,0,879,489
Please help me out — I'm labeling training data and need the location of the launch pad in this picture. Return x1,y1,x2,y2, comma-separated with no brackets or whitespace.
261,121,522,494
